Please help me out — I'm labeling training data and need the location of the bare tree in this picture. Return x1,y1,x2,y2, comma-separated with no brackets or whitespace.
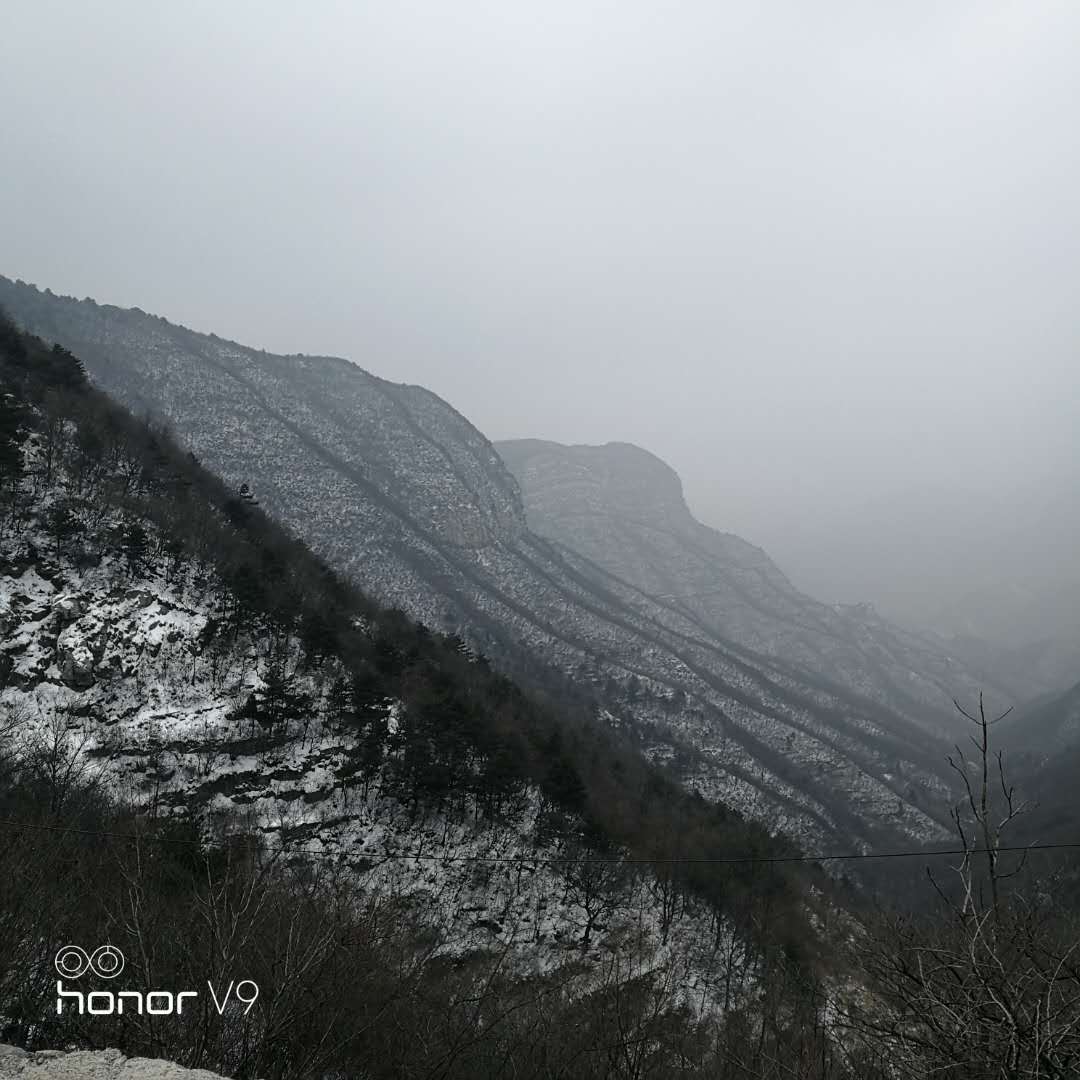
847,693,1080,1079
22,710,101,819
560,843,633,953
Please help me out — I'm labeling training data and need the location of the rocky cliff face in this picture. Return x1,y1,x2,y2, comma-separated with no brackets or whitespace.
0,276,971,852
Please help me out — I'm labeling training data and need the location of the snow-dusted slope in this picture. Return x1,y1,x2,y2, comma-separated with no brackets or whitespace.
497,438,1017,724
2,337,813,1040
0,456,730,978
5,324,857,1077
0,277,960,852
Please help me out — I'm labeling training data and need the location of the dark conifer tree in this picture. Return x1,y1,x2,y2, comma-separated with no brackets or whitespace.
0,391,26,489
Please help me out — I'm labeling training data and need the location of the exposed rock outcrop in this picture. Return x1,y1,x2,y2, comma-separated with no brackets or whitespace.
56,625,96,688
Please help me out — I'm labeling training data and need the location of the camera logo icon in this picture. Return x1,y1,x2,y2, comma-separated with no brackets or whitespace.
54,945,125,980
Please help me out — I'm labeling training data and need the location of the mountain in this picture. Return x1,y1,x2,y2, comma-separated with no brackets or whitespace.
996,677,1080,851
0,276,979,853
496,438,1021,712
1005,677,1080,754
1,313,825,1077
887,579,1080,703
918,629,1076,705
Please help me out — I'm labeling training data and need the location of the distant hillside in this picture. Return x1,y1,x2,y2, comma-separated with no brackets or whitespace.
0,275,974,854
999,678,1080,850
1005,677,1080,753
497,438,1022,710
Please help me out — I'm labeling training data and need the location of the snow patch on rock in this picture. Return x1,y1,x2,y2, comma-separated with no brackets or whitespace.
0,1044,229,1080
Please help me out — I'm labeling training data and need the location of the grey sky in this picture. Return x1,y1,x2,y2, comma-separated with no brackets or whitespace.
2,1,1079,637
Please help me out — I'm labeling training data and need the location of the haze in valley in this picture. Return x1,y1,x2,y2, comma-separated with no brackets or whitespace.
2,1,1078,655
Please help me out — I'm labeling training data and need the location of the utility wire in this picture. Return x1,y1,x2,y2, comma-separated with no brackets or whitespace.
1,815,1078,867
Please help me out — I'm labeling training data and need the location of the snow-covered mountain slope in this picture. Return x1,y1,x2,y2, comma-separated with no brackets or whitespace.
496,438,1017,725
0,432,730,986
0,277,964,852
5,321,859,1078
0,321,817,1017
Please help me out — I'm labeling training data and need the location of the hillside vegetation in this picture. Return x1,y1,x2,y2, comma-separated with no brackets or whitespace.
0,314,862,1077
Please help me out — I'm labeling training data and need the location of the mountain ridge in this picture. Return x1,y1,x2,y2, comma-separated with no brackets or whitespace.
497,437,1021,714
1,311,825,1076
1,274,982,853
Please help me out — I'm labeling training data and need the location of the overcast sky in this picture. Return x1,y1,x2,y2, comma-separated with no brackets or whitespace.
2,1,1079,634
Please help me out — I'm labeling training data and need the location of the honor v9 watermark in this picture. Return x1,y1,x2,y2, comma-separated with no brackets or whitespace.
54,946,259,1017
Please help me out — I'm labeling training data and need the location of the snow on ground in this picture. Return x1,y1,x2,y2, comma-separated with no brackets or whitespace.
0,1044,226,1080
1,498,755,1016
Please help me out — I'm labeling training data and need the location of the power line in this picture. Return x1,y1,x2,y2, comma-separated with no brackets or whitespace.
1,815,1078,867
